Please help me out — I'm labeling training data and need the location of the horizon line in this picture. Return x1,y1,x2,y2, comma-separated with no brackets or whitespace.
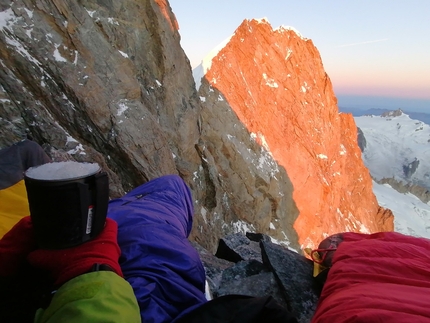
337,38,389,48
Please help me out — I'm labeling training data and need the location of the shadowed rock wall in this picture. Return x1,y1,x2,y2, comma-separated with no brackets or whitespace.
0,1,302,252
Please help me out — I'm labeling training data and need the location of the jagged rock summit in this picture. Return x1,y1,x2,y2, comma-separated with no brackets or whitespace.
195,18,394,248
381,108,404,118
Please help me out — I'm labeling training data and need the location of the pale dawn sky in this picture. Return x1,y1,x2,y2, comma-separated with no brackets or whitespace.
169,0,430,112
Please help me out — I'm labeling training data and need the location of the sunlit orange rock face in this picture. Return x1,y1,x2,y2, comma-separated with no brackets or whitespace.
203,18,393,248
155,0,179,31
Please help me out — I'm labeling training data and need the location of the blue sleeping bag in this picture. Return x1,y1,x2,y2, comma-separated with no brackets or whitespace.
107,175,207,323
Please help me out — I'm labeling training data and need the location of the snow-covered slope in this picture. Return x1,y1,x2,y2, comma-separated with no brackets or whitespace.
355,111,430,189
373,181,430,239
355,110,430,239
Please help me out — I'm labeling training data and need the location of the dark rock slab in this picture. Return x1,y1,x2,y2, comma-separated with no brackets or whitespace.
219,259,267,284
246,232,272,243
261,241,319,323
215,259,287,310
215,233,262,263
191,241,234,293
217,271,288,311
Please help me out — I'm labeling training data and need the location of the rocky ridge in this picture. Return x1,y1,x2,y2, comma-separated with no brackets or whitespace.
377,177,430,204
0,1,392,253
196,18,393,248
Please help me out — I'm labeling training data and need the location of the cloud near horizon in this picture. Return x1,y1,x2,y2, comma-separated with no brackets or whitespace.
337,38,389,48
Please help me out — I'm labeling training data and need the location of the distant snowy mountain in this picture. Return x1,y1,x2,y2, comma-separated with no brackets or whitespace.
340,106,430,126
355,110,430,189
354,110,430,239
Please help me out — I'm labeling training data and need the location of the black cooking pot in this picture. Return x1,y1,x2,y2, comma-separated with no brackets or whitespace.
24,162,109,249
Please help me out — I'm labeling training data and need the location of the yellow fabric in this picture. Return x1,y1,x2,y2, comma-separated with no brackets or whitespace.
304,247,327,277
0,180,30,238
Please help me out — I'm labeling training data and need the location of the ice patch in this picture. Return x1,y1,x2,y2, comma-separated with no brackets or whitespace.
339,144,347,155
66,136,78,144
24,8,33,19
232,220,256,234
73,50,78,65
201,207,207,224
0,8,17,29
53,44,67,62
263,73,278,88
5,36,40,66
108,17,119,25
285,48,293,60
116,101,129,116
118,50,128,58
67,143,86,155
86,9,96,17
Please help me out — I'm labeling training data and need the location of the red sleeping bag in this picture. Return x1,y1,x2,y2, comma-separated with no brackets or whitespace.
312,232,430,322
